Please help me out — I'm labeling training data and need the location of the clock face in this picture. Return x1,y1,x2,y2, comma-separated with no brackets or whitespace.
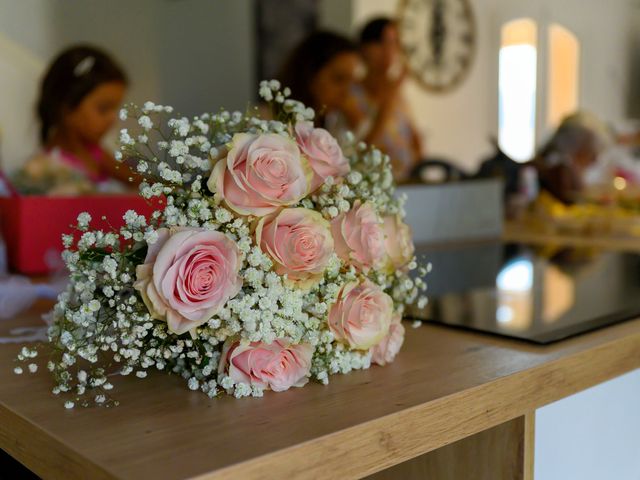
398,0,476,92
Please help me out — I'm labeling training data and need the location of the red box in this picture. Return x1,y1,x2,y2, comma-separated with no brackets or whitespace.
0,194,158,274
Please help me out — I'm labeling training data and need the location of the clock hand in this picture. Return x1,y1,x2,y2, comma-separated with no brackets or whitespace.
430,0,446,66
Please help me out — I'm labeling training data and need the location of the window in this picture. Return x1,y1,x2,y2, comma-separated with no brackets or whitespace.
498,19,580,162
547,24,580,129
498,18,538,162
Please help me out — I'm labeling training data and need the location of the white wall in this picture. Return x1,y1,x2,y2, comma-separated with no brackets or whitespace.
351,0,635,172
0,0,255,171
0,32,45,173
535,368,640,480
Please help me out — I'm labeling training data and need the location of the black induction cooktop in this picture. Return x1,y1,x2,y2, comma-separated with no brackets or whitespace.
408,241,640,344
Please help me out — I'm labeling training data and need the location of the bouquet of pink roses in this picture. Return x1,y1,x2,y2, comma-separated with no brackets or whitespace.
14,81,427,407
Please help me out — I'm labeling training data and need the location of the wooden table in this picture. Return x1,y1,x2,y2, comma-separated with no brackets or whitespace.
1,303,640,480
503,222,640,252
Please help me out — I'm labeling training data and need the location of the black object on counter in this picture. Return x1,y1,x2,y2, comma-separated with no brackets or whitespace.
409,241,640,344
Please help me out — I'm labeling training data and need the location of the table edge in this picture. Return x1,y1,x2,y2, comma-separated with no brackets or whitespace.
3,326,640,480
0,402,116,479
191,328,640,480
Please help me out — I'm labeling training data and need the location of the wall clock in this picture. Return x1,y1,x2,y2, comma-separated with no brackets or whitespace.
398,0,477,93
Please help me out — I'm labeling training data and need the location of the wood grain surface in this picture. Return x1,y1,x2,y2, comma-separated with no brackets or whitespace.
523,411,535,480
503,223,640,252
366,417,526,480
1,303,639,479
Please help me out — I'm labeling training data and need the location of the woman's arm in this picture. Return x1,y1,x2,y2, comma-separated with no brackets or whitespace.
404,97,424,166
362,69,408,147
339,72,407,146
363,90,401,146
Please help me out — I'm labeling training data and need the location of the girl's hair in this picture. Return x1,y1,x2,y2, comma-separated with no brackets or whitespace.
359,17,395,45
277,31,357,110
36,45,127,144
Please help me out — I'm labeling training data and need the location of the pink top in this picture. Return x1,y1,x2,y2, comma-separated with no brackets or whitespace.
48,144,110,184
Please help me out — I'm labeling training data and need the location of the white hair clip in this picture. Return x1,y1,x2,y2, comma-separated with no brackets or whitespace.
73,56,95,77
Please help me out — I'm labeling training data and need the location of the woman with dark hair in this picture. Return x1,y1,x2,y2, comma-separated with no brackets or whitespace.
277,31,362,127
353,17,423,182
22,45,135,193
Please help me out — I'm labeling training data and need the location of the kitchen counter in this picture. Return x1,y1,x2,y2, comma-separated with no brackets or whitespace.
1,303,640,479
503,221,640,252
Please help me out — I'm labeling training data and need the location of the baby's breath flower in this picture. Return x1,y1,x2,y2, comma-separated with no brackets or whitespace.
188,377,199,390
138,115,153,130
214,207,233,223
326,206,339,218
18,84,427,408
119,129,134,146
76,212,91,230
144,229,159,244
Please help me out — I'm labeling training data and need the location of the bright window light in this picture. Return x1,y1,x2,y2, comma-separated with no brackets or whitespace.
496,257,534,330
497,258,534,292
498,18,538,163
547,24,580,128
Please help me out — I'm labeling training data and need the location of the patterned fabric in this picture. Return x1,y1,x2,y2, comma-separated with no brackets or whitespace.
351,83,416,181
47,144,110,184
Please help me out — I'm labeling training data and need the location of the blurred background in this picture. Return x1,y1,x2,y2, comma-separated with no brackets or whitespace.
1,0,638,175
2,4,640,478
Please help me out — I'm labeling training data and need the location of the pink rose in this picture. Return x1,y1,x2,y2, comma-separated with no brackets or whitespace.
207,133,311,216
383,215,415,271
294,121,350,191
327,279,393,350
134,228,242,336
331,201,386,272
371,314,405,366
219,339,313,392
256,208,334,289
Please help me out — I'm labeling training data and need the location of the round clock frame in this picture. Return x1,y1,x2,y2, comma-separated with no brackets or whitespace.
397,0,477,93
